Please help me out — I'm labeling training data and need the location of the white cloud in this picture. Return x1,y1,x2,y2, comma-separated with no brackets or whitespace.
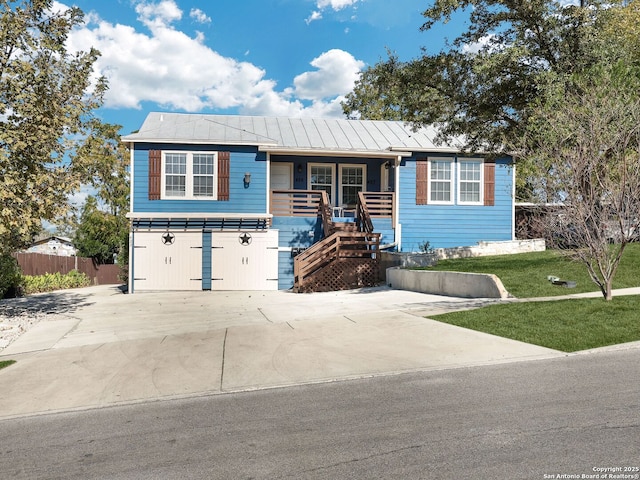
306,0,361,23
63,1,363,118
189,8,211,24
305,11,323,25
135,0,182,31
462,34,497,54
291,49,364,101
317,0,360,11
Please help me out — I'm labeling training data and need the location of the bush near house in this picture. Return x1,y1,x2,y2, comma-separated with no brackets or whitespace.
0,254,24,299
22,270,91,295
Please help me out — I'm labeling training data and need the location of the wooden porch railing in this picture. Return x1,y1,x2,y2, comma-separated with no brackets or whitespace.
270,190,322,217
293,231,381,292
270,190,394,220
356,191,374,234
273,189,392,292
319,191,333,237
359,192,394,220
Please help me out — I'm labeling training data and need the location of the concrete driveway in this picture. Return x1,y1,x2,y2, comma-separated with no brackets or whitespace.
0,285,561,419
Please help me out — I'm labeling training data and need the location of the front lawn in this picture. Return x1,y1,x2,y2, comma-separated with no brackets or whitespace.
423,244,640,352
423,243,640,298
431,296,640,352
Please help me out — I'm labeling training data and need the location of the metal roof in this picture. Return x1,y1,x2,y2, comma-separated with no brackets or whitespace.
121,112,465,154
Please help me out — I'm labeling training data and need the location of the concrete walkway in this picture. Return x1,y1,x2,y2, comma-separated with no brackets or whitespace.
1,284,634,419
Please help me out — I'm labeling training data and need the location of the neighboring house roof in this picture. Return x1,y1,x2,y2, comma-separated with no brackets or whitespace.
121,112,466,155
25,236,77,256
29,235,74,246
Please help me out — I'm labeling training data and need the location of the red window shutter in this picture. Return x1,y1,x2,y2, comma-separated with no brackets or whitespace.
148,150,161,200
484,161,495,206
416,160,428,205
218,151,230,201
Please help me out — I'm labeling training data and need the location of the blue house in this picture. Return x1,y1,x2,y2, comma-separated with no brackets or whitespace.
122,113,514,292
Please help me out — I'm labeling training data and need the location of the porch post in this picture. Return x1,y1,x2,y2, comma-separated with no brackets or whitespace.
394,155,402,250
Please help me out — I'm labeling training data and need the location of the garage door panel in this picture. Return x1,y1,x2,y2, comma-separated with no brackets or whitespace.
211,231,278,290
133,231,203,291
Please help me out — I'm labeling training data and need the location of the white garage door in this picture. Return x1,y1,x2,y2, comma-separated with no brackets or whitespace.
133,231,202,291
211,230,278,290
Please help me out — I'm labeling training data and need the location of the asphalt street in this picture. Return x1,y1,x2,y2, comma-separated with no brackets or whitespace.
0,347,638,480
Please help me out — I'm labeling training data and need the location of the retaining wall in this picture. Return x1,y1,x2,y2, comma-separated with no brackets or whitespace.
434,239,546,260
386,267,510,299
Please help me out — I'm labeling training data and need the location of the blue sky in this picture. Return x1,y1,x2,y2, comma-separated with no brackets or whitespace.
56,0,461,136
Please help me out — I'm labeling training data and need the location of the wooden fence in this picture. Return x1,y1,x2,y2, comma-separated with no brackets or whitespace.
12,252,123,285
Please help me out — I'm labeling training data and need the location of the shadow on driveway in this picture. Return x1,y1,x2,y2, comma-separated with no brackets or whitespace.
0,290,95,318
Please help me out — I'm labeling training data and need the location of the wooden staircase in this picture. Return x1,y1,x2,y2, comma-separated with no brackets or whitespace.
293,192,381,293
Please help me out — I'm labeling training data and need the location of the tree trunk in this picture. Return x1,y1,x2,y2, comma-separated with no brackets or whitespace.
605,278,613,301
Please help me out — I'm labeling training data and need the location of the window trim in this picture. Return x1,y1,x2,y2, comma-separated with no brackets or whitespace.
427,157,454,205
339,164,367,207
457,158,484,205
161,151,218,200
308,163,336,204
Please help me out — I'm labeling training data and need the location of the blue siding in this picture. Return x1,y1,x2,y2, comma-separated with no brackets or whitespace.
372,217,395,247
202,231,212,290
132,144,267,214
398,156,513,251
272,216,323,290
278,251,294,290
272,216,324,247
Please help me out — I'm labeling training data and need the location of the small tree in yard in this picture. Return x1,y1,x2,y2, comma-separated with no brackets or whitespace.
522,64,640,300
74,196,123,265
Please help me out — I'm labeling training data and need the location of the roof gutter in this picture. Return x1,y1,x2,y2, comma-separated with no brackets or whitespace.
120,137,279,147
388,146,462,154
258,146,412,158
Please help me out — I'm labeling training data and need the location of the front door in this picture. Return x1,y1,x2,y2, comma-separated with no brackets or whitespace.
271,163,293,190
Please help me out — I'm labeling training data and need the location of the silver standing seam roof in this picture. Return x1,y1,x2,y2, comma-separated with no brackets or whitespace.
121,112,465,155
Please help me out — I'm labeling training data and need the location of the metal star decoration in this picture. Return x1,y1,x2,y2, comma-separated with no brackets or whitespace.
162,232,175,245
239,233,252,245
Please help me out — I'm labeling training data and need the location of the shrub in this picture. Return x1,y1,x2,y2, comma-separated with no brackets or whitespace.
418,241,435,254
22,270,91,295
0,254,24,299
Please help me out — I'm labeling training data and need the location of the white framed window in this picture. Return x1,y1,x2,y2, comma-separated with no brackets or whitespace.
458,159,483,204
339,164,366,207
162,151,217,200
428,158,454,204
309,164,335,204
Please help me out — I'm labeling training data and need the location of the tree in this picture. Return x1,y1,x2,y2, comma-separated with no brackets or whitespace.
73,122,130,267
78,122,130,218
342,0,620,200
603,0,640,62
74,196,122,264
522,64,640,301
0,0,107,255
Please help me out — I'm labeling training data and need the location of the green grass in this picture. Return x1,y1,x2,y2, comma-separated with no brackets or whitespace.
0,360,16,370
421,244,640,352
432,296,640,352
422,243,640,298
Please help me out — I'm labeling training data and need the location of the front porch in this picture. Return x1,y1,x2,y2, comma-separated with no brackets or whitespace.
270,190,395,292
270,190,395,223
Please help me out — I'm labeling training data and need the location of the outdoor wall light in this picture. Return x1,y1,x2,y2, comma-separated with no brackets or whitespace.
297,164,303,173
244,172,251,187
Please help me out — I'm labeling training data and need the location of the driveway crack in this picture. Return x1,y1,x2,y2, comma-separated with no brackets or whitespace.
220,328,228,390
